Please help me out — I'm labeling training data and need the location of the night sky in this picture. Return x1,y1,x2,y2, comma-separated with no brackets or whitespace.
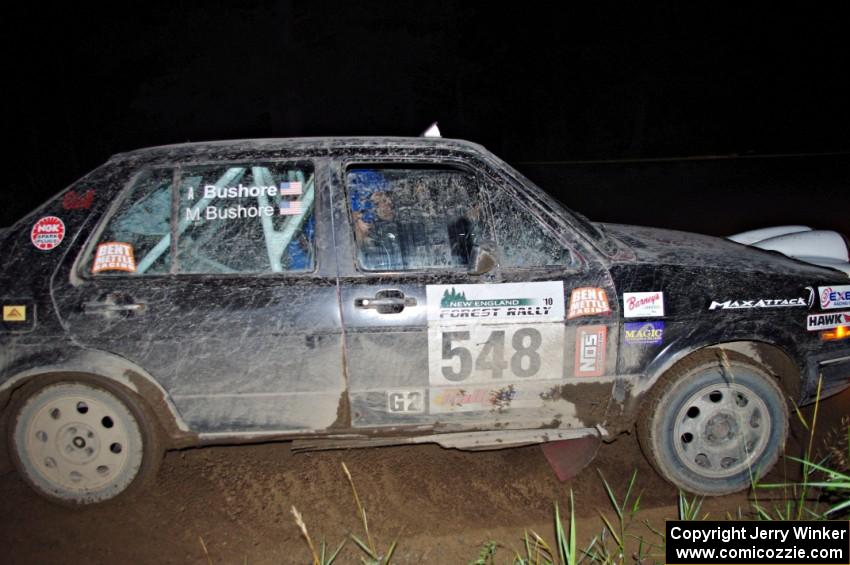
6,2,849,234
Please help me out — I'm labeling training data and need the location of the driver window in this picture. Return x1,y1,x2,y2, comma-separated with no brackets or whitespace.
346,166,486,271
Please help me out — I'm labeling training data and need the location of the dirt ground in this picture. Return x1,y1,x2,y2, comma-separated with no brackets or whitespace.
2,388,847,564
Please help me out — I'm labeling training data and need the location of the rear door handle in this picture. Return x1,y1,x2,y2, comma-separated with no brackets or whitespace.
83,302,146,314
354,290,416,314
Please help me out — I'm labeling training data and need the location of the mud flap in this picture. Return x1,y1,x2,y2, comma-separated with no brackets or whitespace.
540,436,601,481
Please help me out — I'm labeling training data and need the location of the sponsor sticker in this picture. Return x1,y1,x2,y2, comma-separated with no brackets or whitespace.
624,321,665,345
92,242,137,273
30,216,65,250
429,384,543,413
623,292,664,318
818,285,850,310
806,311,850,331
427,281,565,322
567,287,611,319
2,305,26,322
279,200,303,216
62,189,95,210
574,325,606,377
708,297,806,310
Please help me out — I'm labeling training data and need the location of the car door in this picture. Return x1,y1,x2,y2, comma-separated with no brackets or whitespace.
334,150,618,433
52,157,347,435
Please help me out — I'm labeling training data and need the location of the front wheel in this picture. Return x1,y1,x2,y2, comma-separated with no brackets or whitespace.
638,351,788,495
8,378,163,505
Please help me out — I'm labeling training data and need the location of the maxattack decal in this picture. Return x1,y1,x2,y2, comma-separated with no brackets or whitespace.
574,325,607,377
2,305,26,322
806,311,850,331
623,292,664,318
426,282,566,386
819,286,850,310
567,287,611,319
427,281,565,322
30,216,65,250
624,321,664,345
92,242,137,273
708,297,806,310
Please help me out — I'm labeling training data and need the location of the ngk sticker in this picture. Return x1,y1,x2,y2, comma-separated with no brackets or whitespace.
30,216,65,250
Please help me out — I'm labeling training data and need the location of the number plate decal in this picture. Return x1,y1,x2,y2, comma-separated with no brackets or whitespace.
426,282,566,386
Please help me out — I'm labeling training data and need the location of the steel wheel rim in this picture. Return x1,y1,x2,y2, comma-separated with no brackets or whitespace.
19,385,140,496
672,381,771,479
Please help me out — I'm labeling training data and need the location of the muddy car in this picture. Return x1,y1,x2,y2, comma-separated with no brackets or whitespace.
1,137,848,505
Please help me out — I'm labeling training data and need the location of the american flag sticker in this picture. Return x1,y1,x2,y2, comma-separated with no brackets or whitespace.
279,181,303,196
279,200,303,215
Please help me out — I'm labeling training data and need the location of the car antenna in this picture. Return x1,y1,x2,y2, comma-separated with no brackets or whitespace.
420,122,441,138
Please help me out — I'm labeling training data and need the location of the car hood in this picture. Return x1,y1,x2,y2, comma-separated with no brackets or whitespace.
598,222,844,279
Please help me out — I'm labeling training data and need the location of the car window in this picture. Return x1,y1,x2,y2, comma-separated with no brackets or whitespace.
88,162,316,275
487,187,574,269
346,166,485,271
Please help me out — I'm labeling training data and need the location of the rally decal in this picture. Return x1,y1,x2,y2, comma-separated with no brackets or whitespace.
574,325,607,377
623,292,664,318
31,216,65,250
92,242,137,274
818,286,850,310
426,282,565,388
806,311,850,331
624,321,664,345
567,287,610,319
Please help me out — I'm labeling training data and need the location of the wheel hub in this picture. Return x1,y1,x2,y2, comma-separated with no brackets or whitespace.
704,413,737,444
57,423,100,464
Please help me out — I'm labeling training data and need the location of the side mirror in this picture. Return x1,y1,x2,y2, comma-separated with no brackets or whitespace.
468,245,496,276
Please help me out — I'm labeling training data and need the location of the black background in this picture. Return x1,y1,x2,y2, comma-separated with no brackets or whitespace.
5,2,849,235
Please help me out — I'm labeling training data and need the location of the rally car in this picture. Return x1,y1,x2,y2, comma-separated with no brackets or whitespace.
0,136,848,505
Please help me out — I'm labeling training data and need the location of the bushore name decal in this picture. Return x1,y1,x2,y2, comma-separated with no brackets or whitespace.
623,291,664,318
709,297,806,310
807,311,850,331
819,285,850,310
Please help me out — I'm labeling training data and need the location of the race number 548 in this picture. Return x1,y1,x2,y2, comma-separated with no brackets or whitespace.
428,324,564,385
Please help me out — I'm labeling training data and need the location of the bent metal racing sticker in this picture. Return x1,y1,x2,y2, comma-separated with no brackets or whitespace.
623,291,664,318
92,242,137,274
819,285,850,310
567,287,611,319
30,216,65,250
426,282,566,389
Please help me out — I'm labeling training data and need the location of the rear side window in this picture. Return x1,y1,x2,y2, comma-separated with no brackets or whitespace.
87,163,316,275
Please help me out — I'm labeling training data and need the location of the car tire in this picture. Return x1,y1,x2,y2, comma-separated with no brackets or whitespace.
637,350,788,496
7,376,163,505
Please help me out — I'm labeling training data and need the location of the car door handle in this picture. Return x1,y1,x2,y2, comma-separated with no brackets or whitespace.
354,291,417,314
83,302,145,313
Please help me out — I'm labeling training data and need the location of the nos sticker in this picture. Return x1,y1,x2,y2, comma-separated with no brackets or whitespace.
426,282,566,386
31,216,65,250
575,325,607,377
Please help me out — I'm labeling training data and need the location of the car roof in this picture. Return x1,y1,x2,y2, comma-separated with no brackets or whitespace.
109,136,489,162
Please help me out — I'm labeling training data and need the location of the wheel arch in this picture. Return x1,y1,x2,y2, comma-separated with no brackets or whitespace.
0,348,196,449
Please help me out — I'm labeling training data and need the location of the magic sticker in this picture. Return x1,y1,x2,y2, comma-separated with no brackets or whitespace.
92,242,137,273
574,325,607,377
2,305,26,322
30,216,65,250
567,287,610,319
624,321,665,345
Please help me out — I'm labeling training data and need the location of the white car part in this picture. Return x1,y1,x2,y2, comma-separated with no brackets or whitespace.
728,226,850,276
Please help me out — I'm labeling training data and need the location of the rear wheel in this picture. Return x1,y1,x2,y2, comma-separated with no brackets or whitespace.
638,351,788,495
8,378,163,505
